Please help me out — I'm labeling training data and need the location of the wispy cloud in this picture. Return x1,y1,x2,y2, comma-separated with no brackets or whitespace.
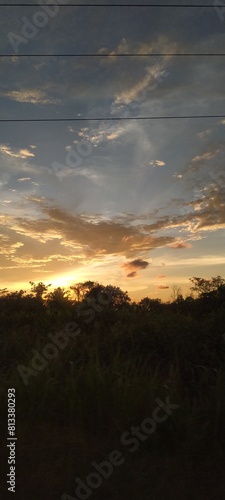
0,89,60,105
192,149,221,164
183,146,222,176
76,124,125,145
168,241,192,249
145,160,166,167
0,144,35,159
98,36,180,61
17,177,31,182
114,63,168,106
196,129,212,140
0,234,24,256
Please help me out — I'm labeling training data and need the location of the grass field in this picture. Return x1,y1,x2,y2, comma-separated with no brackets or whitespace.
2,287,225,499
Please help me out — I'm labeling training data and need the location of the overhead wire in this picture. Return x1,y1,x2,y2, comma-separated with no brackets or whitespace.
1,115,225,122
1,2,223,122
1,53,225,57
0,4,218,8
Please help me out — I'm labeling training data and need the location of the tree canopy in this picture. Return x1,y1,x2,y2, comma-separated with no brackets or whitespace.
189,276,225,297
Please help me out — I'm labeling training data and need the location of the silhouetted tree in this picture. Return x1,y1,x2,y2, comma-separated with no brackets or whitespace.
84,284,131,309
46,287,71,311
139,297,162,311
0,290,27,314
170,284,182,302
70,281,98,302
185,295,195,305
189,276,225,298
29,281,51,300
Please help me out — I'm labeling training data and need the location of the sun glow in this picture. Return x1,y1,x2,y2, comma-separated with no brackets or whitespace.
45,270,86,289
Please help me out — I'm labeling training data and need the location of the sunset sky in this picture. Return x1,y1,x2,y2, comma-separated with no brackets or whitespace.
0,1,224,301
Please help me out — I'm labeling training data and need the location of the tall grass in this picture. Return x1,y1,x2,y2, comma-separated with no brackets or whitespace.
2,305,225,449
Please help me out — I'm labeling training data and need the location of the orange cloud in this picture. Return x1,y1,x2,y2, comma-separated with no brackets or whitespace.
168,242,192,249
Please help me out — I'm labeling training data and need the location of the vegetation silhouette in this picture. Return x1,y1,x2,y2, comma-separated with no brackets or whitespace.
1,276,225,499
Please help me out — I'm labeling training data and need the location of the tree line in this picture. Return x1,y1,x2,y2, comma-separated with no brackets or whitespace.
0,276,224,316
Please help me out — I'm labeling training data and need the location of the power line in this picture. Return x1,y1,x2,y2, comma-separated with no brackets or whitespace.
0,115,224,123
0,4,218,7
1,53,225,57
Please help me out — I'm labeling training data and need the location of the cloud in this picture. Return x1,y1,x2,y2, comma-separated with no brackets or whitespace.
0,234,24,257
1,167,224,282
0,89,60,105
127,271,137,278
157,285,169,290
98,36,179,62
1,202,175,260
196,129,212,140
56,166,105,185
0,144,35,159
123,258,149,277
17,178,31,182
168,241,192,249
123,259,149,270
173,182,225,233
183,146,222,176
192,150,221,163
106,132,121,140
173,173,183,179
129,259,149,269
145,160,166,167
156,274,166,278
19,150,35,158
76,124,125,146
98,37,129,59
114,63,168,105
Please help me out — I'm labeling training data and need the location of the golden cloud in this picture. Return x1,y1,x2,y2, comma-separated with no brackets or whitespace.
168,241,192,249
0,144,35,159
0,89,60,105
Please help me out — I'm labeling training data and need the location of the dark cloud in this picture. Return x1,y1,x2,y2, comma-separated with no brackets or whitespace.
122,258,149,277
126,259,149,270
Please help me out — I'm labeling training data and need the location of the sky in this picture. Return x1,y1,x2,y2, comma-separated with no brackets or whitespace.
0,0,225,302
